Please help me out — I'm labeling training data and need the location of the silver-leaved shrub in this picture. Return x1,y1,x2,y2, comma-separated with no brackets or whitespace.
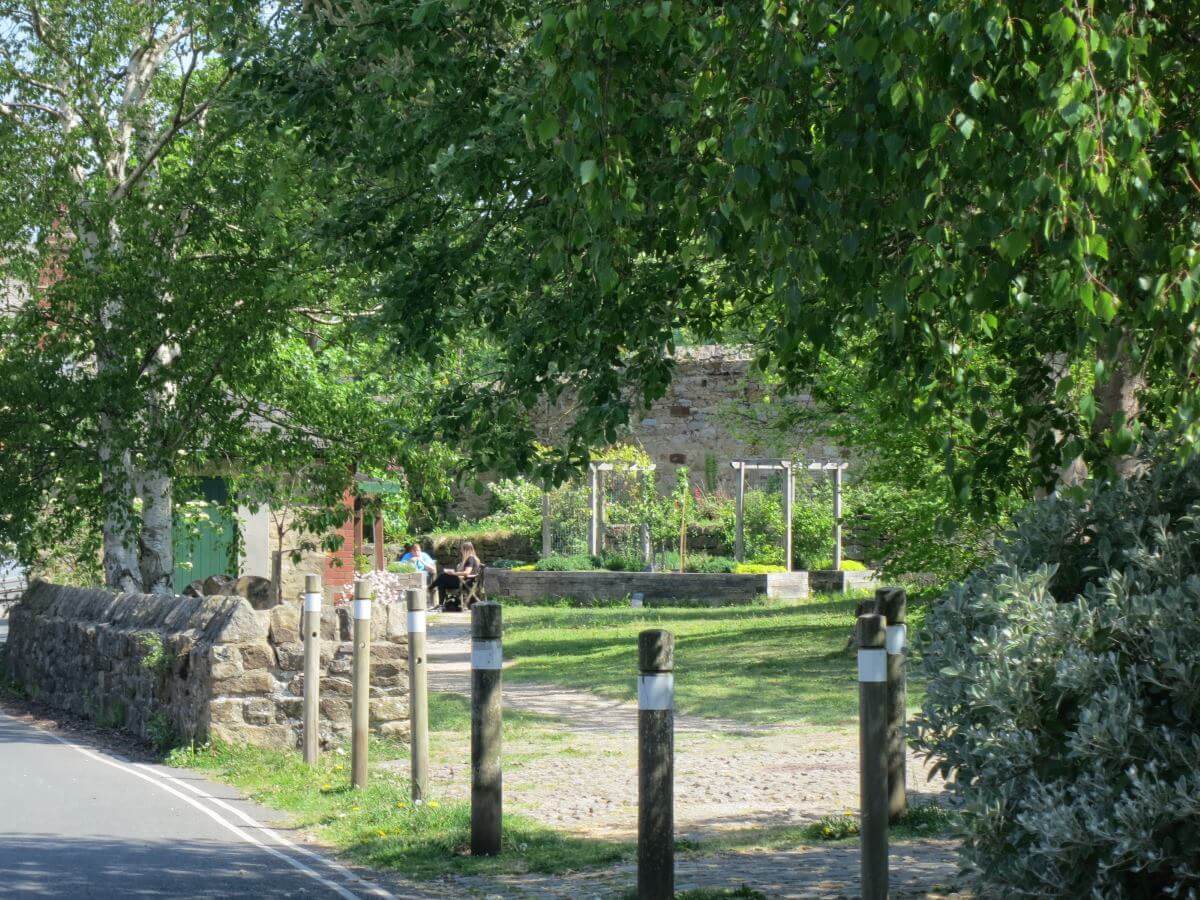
916,450,1200,896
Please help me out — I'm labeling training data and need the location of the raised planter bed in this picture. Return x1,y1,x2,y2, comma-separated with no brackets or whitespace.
482,569,809,605
807,568,880,594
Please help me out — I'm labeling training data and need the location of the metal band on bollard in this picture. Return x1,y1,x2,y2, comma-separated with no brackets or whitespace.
879,587,909,823
858,613,888,900
302,573,322,766
351,580,371,790
471,602,503,856
638,629,674,900
407,588,430,803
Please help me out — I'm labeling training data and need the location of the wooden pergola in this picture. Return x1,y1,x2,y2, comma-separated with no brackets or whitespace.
539,462,657,559
730,458,849,571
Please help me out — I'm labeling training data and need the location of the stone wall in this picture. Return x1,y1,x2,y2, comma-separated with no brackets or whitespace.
5,581,409,751
483,569,809,604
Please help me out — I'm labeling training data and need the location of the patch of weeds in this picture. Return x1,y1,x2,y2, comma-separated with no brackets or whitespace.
94,700,127,730
169,740,630,879
802,813,859,841
0,646,24,699
892,802,960,838
137,631,172,677
800,803,959,843
146,711,179,753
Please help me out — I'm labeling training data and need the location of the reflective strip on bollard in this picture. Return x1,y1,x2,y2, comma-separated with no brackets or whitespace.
472,639,503,670
637,673,674,710
407,610,426,634
303,591,322,612
858,648,887,683
885,623,907,655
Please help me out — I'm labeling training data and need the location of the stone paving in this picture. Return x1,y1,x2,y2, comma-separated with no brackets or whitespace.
424,612,966,898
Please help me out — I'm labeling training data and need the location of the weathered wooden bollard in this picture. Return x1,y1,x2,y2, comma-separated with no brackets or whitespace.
471,601,503,855
302,573,322,765
406,588,429,802
880,587,908,822
351,580,371,789
858,613,888,900
638,629,674,900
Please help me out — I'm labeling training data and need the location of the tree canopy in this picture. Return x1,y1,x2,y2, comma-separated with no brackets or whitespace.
259,0,1200,497
0,0,452,589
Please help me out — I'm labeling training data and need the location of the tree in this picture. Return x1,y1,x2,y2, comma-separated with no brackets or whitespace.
258,0,1199,496
0,0,447,591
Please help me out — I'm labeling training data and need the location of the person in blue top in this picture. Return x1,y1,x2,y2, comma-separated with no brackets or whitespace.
398,542,437,585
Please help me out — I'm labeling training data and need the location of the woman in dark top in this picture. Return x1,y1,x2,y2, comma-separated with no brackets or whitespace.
432,541,483,610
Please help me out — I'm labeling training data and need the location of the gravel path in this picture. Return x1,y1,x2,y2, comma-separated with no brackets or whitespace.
425,612,964,897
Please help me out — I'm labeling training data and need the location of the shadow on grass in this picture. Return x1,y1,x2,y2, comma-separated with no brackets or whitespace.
498,597,876,726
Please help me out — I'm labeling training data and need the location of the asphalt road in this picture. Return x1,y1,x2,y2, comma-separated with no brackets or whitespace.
0,708,398,899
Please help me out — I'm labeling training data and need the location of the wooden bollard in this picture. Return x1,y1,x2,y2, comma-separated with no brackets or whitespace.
350,580,371,789
302,573,322,766
638,629,674,900
471,601,503,855
858,613,888,900
407,588,429,802
879,587,908,822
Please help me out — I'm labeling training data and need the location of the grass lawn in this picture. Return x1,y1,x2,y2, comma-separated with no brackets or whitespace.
496,592,926,727
168,695,630,879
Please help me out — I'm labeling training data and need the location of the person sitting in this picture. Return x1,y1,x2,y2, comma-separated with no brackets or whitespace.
397,541,437,586
431,541,483,611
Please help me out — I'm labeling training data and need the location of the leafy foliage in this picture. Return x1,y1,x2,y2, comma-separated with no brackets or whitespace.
258,0,1200,496
916,445,1200,895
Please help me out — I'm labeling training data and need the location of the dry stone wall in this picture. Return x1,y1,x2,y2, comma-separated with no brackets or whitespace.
5,581,409,751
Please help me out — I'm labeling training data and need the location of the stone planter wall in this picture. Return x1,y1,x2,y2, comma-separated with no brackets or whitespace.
807,569,880,594
483,569,809,604
5,581,409,751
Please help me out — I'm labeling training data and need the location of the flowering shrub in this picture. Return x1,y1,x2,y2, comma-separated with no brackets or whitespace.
916,448,1200,896
353,569,416,606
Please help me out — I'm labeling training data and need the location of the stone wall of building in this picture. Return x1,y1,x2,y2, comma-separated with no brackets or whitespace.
447,345,839,520
5,581,409,751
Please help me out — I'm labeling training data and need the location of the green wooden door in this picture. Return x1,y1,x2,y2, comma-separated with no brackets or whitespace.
173,477,236,589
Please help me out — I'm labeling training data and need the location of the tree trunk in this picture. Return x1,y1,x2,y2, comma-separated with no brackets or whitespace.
1092,335,1146,480
99,417,141,592
138,469,174,595
272,547,284,604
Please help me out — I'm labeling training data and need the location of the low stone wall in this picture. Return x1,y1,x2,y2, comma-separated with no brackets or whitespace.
483,569,808,604
420,531,536,566
808,569,880,594
5,581,409,751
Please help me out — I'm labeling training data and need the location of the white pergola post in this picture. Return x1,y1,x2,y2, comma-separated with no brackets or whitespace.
783,462,794,572
541,489,552,559
832,466,844,570
588,464,601,557
733,461,746,562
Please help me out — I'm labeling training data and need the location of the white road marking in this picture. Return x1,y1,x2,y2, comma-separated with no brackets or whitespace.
142,764,394,899
2,711,372,900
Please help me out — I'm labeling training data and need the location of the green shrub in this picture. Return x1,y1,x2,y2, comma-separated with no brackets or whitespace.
733,562,786,574
533,554,599,572
387,561,417,574
809,558,868,572
916,446,1200,896
688,554,736,573
488,558,528,570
